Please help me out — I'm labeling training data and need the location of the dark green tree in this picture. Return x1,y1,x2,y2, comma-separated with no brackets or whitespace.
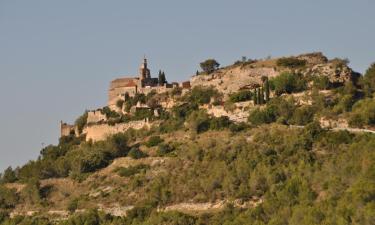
257,88,262,105
264,77,270,102
1,167,17,183
253,89,258,105
158,70,167,86
200,59,220,74
260,86,265,105
361,63,375,96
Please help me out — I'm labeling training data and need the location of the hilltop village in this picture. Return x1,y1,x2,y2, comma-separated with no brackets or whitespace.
61,52,363,142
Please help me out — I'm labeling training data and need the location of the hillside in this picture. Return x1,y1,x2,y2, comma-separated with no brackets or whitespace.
0,53,375,225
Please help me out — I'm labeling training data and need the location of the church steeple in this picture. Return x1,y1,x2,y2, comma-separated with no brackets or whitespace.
139,56,151,80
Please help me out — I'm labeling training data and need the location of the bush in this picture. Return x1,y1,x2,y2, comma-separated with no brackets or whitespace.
0,186,19,209
128,147,148,159
157,143,175,156
75,111,88,134
291,106,316,125
117,164,150,177
276,57,307,68
146,136,164,147
348,98,375,127
313,76,330,90
248,107,277,125
185,86,221,105
229,90,253,102
270,72,307,96
67,198,79,213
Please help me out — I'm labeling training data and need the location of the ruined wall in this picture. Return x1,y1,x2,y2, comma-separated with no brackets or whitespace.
87,110,107,124
83,120,151,142
60,122,76,137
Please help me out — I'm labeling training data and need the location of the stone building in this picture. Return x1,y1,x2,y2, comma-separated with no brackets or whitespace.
108,57,160,109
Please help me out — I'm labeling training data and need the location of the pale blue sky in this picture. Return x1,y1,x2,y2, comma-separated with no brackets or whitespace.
0,0,374,171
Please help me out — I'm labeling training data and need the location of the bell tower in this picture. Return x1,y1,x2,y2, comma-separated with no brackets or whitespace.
139,56,151,80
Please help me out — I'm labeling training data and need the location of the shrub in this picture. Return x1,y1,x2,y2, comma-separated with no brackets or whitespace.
157,143,175,156
290,106,316,125
276,57,307,68
117,164,150,177
248,107,277,125
348,98,375,127
0,186,19,209
75,111,88,134
146,136,164,147
128,147,148,159
186,86,221,105
229,90,253,102
67,198,79,213
270,72,307,96
313,76,330,90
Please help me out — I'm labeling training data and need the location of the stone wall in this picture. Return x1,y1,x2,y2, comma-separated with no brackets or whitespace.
60,121,76,137
83,120,151,142
87,110,107,124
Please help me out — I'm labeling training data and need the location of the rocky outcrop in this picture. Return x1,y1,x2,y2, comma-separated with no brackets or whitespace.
191,53,357,96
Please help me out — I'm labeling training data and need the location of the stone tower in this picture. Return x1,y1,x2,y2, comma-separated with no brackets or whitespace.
139,57,151,80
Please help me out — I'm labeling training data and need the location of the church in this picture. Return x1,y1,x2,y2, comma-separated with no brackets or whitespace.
108,57,171,109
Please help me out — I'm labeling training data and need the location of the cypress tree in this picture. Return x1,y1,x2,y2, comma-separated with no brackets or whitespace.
253,89,258,105
264,78,270,102
158,70,167,86
257,88,261,105
260,86,264,104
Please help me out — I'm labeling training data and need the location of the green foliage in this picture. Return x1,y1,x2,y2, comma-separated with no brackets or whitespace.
361,63,375,97
312,76,330,90
67,198,79,213
276,57,307,68
1,167,17,183
128,147,148,159
158,70,167,85
249,97,296,125
229,90,253,103
290,105,316,125
185,86,221,105
0,186,18,209
200,59,220,74
269,72,307,96
348,98,375,127
116,99,124,109
157,143,175,156
75,111,88,134
145,136,164,147
116,164,150,177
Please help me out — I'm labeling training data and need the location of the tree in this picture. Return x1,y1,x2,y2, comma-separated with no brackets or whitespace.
260,86,264,105
1,167,17,183
263,77,270,102
200,59,220,74
158,70,167,86
361,63,375,97
253,89,258,105
257,88,262,105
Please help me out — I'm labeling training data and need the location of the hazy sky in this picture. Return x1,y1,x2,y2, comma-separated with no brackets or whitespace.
0,0,374,171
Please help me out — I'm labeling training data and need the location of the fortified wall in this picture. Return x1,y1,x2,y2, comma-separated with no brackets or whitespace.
83,119,151,142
